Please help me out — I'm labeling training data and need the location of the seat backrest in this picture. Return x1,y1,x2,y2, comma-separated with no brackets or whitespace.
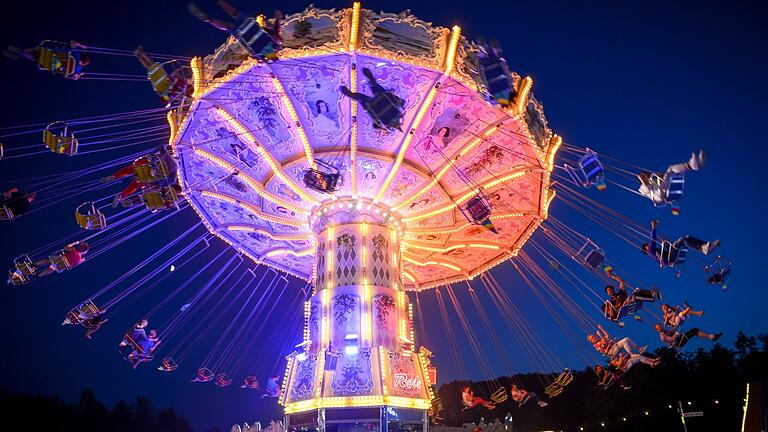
0,205,13,221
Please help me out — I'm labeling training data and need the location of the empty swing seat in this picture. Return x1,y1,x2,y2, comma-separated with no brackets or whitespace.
564,148,606,190
147,62,191,105
241,375,260,389
158,357,179,372
75,202,107,230
43,122,78,155
193,367,215,383
555,369,573,386
0,205,14,221
464,195,492,224
234,17,278,60
8,255,36,285
490,387,508,404
659,241,688,268
705,255,732,289
573,240,606,269
544,383,564,398
604,299,644,322
215,373,233,387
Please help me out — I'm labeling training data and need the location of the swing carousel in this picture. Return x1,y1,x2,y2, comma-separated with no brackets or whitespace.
1,2,732,431
171,4,556,430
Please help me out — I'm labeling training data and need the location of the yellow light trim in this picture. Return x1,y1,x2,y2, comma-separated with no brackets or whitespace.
468,243,501,250
402,270,416,283
194,147,308,214
402,255,463,272
741,382,750,432
256,14,266,27
402,169,530,222
200,190,307,227
361,223,370,343
270,74,317,170
392,125,501,211
546,134,562,171
515,76,533,115
380,346,389,396
224,225,311,241
283,396,431,414
444,26,461,74
166,110,178,146
350,63,359,198
191,56,204,99
403,242,465,253
215,107,319,205
348,2,361,52
542,189,557,219
264,248,314,258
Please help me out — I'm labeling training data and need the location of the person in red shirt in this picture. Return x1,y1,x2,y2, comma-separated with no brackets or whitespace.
34,241,89,278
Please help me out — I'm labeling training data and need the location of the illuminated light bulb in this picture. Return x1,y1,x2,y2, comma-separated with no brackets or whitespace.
622,417,626,421
687,401,692,406
170,265,175,272
348,203,353,208
601,423,605,427
714,400,719,404
644,411,649,415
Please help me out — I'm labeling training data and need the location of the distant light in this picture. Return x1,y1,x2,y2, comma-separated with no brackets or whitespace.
170,265,175,272
601,422,605,427
714,400,719,404
580,428,584,431
296,352,308,361
622,417,627,422
668,405,673,409
687,401,692,406
644,411,649,416
345,346,359,356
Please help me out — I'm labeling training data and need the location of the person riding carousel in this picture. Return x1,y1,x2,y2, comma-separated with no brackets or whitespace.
262,375,281,398
637,150,705,207
609,351,660,372
461,386,496,410
188,1,282,59
602,269,660,321
32,241,89,278
594,364,630,390
2,188,36,219
340,68,406,131
83,307,109,339
133,46,192,105
101,145,179,208
587,324,647,359
655,324,722,349
3,40,90,79
642,219,720,267
510,384,548,408
662,302,704,328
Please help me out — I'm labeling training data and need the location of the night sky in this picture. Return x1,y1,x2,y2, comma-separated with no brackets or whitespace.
1,0,766,430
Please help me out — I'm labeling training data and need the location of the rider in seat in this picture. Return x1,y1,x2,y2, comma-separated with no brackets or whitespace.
655,324,722,349
341,68,406,131
662,302,704,328
587,324,647,359
102,146,179,208
602,270,660,321
642,219,720,267
1,188,36,220
4,40,90,79
34,241,89,278
637,150,705,212
461,386,496,410
510,384,548,408
134,46,192,105
262,375,281,398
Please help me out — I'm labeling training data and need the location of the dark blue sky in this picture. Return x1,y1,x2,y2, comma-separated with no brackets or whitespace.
1,0,766,430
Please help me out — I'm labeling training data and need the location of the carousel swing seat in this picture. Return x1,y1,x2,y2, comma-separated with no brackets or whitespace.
142,186,179,211
650,172,685,215
0,204,14,221
43,122,78,155
158,357,179,372
554,369,573,387
479,57,514,105
37,41,82,79
75,202,107,230
234,17,278,61
192,367,215,382
705,255,732,289
659,240,688,272
303,160,340,194
573,239,606,270
49,250,72,273
215,373,233,387
490,387,508,404
64,299,100,325
462,195,492,224
120,331,152,361
544,382,564,398
564,148,606,190
147,61,191,105
133,154,170,183
367,91,404,130
241,375,260,389
8,255,36,285
604,298,644,322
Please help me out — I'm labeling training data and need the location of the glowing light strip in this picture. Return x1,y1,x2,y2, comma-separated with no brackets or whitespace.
402,255,463,272
380,346,389,395
372,25,462,204
515,76,533,114
444,26,462,74
350,60,359,198
402,169,531,222
403,242,503,253
166,110,178,146
361,223,370,343
392,124,501,211
263,248,314,258
194,147,308,214
215,107,319,205
191,56,204,98
256,14,266,27
741,383,750,432
270,74,316,170
348,2,361,52
283,396,431,414
224,225,311,241
402,270,417,283
546,135,562,171
200,190,307,227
